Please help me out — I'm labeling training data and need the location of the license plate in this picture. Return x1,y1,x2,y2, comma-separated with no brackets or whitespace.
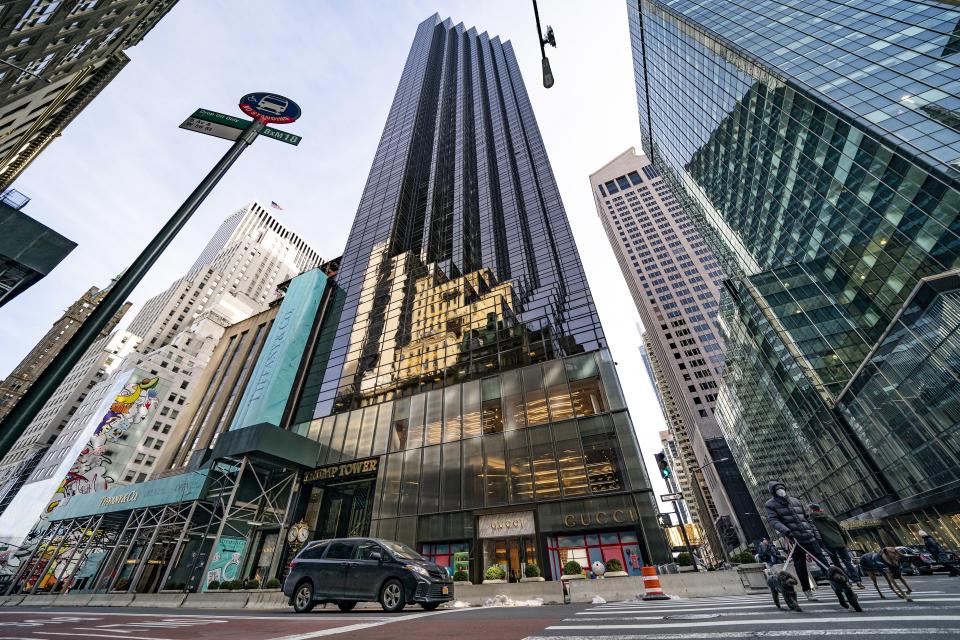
442,586,449,594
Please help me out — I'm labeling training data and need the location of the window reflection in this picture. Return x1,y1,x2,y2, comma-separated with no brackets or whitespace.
553,421,589,497
544,361,574,421
501,369,526,430
530,425,561,499
483,433,508,506
506,429,533,502
425,389,443,445
482,377,503,434
523,365,549,426
440,441,462,511
407,393,425,450
462,380,482,438
443,385,462,442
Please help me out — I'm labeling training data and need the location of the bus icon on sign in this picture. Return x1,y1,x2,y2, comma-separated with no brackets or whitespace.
257,95,288,116
239,92,301,124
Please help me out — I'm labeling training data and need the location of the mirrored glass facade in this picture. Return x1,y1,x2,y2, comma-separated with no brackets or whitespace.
628,0,960,529
289,14,667,579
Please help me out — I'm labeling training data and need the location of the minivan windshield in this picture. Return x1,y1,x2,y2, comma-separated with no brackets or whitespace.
382,540,424,561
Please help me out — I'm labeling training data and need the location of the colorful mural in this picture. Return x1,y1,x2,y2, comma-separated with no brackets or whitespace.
45,374,163,515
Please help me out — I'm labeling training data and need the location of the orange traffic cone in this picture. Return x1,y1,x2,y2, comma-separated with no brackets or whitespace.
641,566,671,600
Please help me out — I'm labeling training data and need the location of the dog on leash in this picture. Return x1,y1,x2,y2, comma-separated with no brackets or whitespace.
827,566,862,612
767,570,802,612
860,547,912,601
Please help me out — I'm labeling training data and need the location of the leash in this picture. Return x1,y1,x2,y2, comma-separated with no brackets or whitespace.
790,540,832,572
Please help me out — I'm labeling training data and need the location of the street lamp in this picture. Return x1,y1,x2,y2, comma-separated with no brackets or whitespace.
692,457,730,473
532,0,557,88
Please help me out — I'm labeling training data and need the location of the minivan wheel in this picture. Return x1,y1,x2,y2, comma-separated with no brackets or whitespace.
337,600,357,612
293,581,315,613
420,602,440,610
379,579,405,612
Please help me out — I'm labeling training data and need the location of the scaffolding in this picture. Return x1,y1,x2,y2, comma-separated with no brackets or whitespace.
5,454,301,595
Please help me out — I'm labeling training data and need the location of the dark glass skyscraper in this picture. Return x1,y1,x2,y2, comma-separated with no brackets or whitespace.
289,14,667,581
629,0,960,546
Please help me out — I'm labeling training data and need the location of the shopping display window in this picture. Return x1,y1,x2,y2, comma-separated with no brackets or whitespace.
547,530,643,577
421,541,471,577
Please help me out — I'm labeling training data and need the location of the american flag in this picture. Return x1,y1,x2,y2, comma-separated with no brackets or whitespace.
271,201,283,210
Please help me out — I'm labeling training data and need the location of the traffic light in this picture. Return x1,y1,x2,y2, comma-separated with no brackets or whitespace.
654,452,672,479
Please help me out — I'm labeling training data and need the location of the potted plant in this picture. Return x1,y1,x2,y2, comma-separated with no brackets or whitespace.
604,558,628,577
561,560,584,580
207,580,221,591
453,569,471,585
243,578,260,590
676,552,696,572
520,563,545,582
731,551,757,565
482,565,507,584
265,578,281,589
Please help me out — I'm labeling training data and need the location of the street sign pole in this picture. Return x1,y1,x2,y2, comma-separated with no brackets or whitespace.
0,118,266,459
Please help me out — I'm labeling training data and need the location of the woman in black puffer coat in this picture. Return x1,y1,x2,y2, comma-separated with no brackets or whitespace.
764,480,831,600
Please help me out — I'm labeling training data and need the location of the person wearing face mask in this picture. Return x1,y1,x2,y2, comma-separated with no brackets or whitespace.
764,480,832,601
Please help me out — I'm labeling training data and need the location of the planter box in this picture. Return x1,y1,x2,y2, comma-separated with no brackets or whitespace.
560,574,585,580
736,563,769,590
520,576,545,582
604,571,629,577
482,579,507,584
454,580,472,586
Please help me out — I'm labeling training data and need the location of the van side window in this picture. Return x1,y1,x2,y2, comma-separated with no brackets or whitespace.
299,542,328,559
356,541,382,560
325,541,356,559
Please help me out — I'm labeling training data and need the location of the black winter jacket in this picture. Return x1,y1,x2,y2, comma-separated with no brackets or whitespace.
763,480,821,545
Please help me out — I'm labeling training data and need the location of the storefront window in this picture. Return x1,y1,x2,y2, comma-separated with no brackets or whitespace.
544,361,574,421
462,380,482,438
399,448,421,516
580,415,624,493
316,415,335,450
425,389,443,446
440,441,462,511
523,364,549,426
420,445,441,513
506,429,533,503
547,530,643,579
553,421,589,497
482,377,503,434
421,542,471,577
501,369,526,431
530,425,561,499
567,353,606,417
443,385,462,442
483,433,508,506
407,394,425,450
389,398,410,452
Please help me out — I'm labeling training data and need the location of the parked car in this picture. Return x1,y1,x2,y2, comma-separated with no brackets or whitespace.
283,537,453,613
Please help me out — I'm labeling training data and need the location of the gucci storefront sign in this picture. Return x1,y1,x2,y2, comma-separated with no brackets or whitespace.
563,508,638,528
478,511,536,538
304,457,379,483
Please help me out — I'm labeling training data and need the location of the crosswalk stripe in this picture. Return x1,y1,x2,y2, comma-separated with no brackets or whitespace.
529,630,960,639
563,602,960,620
545,614,960,631
577,596,960,615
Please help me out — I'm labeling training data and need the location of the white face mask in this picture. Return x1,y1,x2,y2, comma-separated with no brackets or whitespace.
775,488,787,498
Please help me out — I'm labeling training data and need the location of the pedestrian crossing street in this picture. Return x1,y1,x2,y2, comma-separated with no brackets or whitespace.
528,577,960,639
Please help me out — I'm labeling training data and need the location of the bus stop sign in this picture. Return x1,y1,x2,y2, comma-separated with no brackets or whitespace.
239,92,301,124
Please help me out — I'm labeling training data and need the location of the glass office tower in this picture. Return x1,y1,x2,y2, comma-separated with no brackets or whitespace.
628,0,960,544
289,14,667,581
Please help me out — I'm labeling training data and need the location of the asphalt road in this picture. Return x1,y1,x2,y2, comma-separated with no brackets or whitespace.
0,575,957,640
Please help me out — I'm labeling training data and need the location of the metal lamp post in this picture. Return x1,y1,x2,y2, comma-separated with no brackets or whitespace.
532,0,557,88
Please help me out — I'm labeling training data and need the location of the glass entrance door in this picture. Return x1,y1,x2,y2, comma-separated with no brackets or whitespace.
482,536,537,582
315,480,375,539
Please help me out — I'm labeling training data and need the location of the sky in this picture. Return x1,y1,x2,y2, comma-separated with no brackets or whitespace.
2,0,669,498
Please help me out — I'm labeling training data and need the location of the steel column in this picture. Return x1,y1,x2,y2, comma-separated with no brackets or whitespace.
29,520,71,594
197,457,247,589
157,499,199,592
